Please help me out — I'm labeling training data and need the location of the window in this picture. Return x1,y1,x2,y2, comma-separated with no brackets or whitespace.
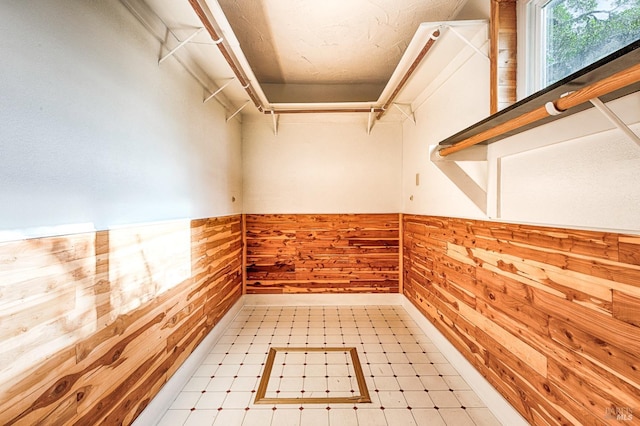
524,0,640,94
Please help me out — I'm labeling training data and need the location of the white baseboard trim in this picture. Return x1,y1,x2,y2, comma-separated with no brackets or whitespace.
132,297,244,426
243,293,404,306
401,298,529,426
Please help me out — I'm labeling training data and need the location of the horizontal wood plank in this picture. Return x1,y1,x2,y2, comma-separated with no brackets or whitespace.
0,215,243,425
402,214,640,425
245,214,400,294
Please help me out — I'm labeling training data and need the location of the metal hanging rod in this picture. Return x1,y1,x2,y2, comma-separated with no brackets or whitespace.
120,0,230,110
188,0,264,112
376,29,440,121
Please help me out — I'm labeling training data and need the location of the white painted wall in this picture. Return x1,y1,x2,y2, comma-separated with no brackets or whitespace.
490,93,640,232
3,0,636,237
0,0,242,241
401,16,640,233
242,115,402,213
402,45,491,219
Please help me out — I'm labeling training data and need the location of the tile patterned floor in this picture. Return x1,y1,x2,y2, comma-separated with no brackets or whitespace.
157,305,502,426
255,346,370,404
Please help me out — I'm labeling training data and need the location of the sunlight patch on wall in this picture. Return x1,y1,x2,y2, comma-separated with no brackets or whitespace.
107,220,192,320
0,230,98,386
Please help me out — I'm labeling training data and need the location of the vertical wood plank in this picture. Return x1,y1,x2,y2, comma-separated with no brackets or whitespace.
490,0,499,114
491,0,517,113
498,0,517,109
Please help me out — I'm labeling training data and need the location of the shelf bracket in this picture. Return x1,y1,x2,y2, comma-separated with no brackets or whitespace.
271,110,279,136
393,103,416,124
431,145,488,214
203,78,235,103
590,97,640,148
367,107,376,135
226,100,250,123
158,27,204,64
445,25,489,60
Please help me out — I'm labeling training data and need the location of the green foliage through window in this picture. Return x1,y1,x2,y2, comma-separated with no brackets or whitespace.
543,0,640,85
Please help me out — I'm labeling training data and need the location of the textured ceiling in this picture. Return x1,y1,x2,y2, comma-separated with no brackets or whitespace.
217,0,468,88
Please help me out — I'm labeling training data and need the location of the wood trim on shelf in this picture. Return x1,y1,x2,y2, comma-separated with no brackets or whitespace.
439,61,640,157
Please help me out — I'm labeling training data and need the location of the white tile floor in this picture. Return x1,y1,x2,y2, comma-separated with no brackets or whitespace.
157,305,502,426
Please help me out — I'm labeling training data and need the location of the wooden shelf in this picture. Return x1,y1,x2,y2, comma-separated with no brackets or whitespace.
438,40,640,149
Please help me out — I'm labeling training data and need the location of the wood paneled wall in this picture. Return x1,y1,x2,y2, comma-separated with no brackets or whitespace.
403,215,640,425
0,215,243,425
491,0,517,113
245,214,400,294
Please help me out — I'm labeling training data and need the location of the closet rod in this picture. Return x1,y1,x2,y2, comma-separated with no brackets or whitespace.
438,62,640,157
188,0,264,112
376,29,441,121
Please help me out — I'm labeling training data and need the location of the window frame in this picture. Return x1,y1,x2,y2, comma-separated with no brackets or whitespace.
519,0,550,98
519,0,640,99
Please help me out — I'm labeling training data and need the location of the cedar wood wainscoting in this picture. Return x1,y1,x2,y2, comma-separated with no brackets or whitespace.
0,215,243,425
2,212,639,425
245,214,400,294
403,215,640,425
